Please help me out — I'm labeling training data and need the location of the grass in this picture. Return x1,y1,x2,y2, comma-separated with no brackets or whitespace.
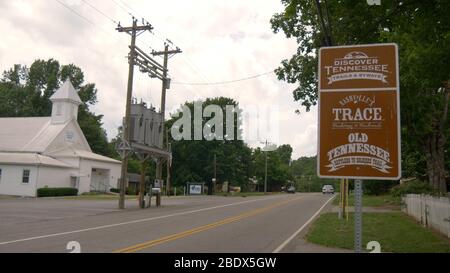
61,194,139,200
333,194,401,209
306,212,450,253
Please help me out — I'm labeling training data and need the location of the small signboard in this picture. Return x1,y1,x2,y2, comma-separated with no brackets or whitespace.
188,183,203,195
318,43,401,180
154,179,164,190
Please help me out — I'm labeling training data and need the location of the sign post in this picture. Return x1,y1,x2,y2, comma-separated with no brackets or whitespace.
354,180,363,252
318,43,401,253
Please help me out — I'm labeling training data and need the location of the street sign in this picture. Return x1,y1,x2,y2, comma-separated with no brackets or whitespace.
116,139,133,159
318,43,401,180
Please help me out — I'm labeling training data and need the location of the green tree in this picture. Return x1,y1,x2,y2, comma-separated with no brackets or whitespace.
271,0,449,192
166,97,252,189
290,156,339,192
277,144,293,166
0,59,114,157
250,145,293,191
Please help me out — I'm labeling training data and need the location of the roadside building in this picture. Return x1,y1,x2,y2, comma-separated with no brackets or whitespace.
0,80,121,197
126,173,150,195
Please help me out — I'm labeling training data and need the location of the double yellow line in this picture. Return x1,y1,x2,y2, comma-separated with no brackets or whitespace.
114,196,304,253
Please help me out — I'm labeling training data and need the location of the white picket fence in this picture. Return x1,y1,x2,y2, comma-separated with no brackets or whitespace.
402,194,450,238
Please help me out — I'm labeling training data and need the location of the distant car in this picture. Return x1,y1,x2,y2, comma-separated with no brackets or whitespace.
287,186,296,194
322,185,335,194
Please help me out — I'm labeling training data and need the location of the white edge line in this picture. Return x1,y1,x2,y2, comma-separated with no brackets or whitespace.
0,196,282,246
272,195,336,253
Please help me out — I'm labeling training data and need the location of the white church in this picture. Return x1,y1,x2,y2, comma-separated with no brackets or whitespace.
0,80,121,197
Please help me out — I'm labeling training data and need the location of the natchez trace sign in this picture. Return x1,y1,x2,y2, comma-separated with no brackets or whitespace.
318,43,401,180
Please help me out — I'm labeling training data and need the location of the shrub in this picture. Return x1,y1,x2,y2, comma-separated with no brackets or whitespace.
364,180,399,195
37,187,78,197
391,180,435,197
110,188,137,195
126,188,137,195
175,186,185,196
82,192,101,196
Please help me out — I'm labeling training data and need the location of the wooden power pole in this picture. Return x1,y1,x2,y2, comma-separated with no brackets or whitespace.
152,44,182,197
116,19,153,209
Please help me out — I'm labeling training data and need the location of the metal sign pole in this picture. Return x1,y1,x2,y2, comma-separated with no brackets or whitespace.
354,179,363,253
338,179,343,219
345,179,349,221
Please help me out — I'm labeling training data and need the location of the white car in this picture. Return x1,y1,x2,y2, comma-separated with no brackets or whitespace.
287,186,296,194
322,185,335,194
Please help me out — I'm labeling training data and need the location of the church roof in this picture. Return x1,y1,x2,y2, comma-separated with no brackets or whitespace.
75,149,121,164
0,152,72,168
0,117,66,153
50,147,121,164
50,80,82,105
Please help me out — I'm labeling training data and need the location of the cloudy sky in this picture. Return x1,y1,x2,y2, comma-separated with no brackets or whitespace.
0,0,319,159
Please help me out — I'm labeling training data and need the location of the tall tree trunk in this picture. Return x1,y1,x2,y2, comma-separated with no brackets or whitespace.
424,87,449,193
424,133,446,192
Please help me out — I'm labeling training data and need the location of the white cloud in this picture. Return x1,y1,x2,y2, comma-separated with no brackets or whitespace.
0,0,317,159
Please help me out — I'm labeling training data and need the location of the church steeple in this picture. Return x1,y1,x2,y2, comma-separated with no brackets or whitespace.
49,80,82,125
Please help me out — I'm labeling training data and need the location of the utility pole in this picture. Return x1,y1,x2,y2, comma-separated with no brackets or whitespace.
152,44,182,197
166,131,171,197
214,153,217,183
139,157,147,208
209,153,217,195
261,140,272,194
116,19,153,210
265,149,268,194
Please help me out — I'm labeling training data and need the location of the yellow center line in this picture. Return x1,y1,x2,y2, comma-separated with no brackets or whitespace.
113,196,304,253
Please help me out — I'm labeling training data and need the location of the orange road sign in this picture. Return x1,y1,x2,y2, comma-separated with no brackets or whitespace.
318,44,401,180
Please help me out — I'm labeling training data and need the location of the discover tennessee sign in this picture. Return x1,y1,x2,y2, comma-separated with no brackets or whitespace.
318,43,401,180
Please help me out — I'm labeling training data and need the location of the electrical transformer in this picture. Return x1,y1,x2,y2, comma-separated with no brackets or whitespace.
129,103,163,148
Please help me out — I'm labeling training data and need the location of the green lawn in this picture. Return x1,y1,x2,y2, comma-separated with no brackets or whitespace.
306,212,450,253
62,194,139,200
333,194,401,208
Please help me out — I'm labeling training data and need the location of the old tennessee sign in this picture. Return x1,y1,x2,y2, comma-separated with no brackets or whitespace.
318,44,401,180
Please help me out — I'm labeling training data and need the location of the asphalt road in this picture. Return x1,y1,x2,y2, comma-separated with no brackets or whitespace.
0,193,334,253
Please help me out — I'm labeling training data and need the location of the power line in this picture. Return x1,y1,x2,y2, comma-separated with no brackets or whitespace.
118,0,143,19
55,0,97,26
61,1,275,91
109,0,166,53
110,0,134,17
108,0,204,94
173,53,229,96
107,0,266,92
109,0,180,49
54,0,128,47
172,70,276,86
108,0,213,99
80,0,118,24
